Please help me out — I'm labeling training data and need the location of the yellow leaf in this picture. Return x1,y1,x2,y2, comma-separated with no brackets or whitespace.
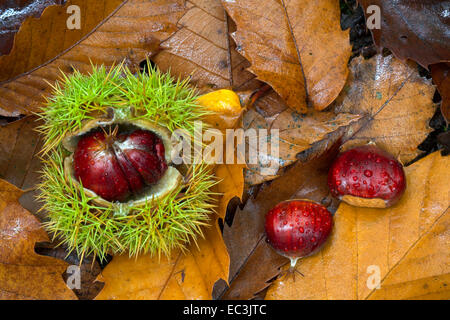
336,55,436,164
0,179,77,300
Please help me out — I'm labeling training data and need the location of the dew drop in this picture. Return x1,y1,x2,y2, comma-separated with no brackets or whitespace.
364,170,373,177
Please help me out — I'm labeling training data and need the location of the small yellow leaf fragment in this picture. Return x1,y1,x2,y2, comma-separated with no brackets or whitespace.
197,89,243,129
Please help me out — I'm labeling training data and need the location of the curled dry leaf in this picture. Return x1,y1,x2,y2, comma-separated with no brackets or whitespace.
358,0,450,68
336,54,436,164
266,151,450,300
243,91,362,185
0,179,77,300
222,0,351,112
0,0,186,116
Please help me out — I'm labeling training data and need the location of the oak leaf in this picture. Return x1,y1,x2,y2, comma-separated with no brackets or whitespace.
265,151,449,300
222,0,351,112
0,179,77,300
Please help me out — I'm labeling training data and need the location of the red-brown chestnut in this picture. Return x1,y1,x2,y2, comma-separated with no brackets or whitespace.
328,145,406,208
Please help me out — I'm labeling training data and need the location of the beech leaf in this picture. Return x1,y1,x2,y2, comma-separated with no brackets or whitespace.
0,0,186,116
222,0,352,112
358,0,450,68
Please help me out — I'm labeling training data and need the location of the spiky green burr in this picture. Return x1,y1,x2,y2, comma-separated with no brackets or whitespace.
37,63,216,261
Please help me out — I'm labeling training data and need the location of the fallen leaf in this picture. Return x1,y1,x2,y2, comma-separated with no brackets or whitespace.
219,142,341,299
0,0,186,116
0,179,77,300
36,244,104,300
95,163,244,300
0,116,44,218
358,0,450,68
430,63,450,123
95,214,229,300
0,0,64,56
0,0,124,84
154,0,254,90
222,0,351,112
265,151,449,300
214,163,245,219
243,91,362,185
335,54,436,164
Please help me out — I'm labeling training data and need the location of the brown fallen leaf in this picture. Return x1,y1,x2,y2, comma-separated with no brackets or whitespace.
35,245,104,300
219,142,341,299
0,0,124,84
430,63,450,123
222,0,351,112
0,179,77,300
0,0,64,56
368,209,450,300
154,0,255,91
335,54,436,164
0,116,44,218
358,0,450,68
243,91,362,185
265,151,449,300
0,0,186,116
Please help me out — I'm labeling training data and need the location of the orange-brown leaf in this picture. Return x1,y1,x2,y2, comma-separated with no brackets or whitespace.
222,0,351,112
153,0,254,90
0,0,185,116
242,91,362,185
0,179,77,300
215,164,245,219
